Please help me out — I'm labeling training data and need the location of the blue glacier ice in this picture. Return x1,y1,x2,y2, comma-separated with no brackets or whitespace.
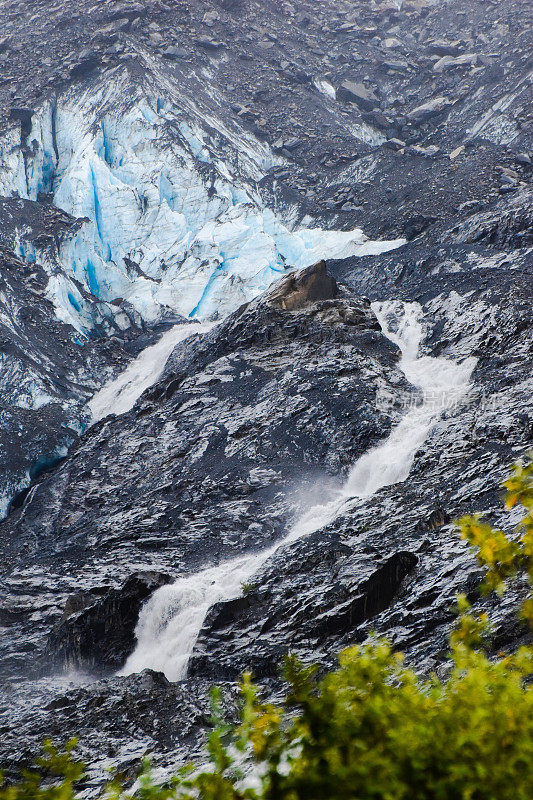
0,76,405,334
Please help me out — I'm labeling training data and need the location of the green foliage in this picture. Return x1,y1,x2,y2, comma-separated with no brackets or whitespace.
457,451,533,623
2,456,533,799
240,582,256,596
0,739,83,800
250,639,533,800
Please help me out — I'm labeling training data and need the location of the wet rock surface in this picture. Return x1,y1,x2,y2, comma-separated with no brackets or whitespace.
189,546,419,679
46,572,173,674
1,288,401,677
0,0,531,789
266,260,338,310
1,240,531,780
0,670,238,786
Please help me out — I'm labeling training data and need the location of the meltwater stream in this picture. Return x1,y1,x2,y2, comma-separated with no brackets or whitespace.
88,321,215,422
121,301,476,681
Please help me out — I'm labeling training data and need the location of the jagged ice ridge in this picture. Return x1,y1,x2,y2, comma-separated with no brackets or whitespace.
0,74,404,335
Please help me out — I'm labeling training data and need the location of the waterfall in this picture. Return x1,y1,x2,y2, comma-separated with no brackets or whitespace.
87,321,215,422
120,301,476,681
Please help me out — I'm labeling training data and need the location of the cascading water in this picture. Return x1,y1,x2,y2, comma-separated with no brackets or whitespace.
87,321,215,422
120,300,476,681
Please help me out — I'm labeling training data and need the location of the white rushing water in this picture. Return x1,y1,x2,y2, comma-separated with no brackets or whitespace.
120,300,476,681
88,321,215,422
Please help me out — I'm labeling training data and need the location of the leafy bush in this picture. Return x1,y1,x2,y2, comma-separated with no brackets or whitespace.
2,456,532,799
0,739,83,800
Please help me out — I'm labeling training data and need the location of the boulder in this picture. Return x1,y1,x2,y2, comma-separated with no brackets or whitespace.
382,59,411,72
427,39,464,57
272,136,301,151
162,45,187,60
433,54,478,73
195,36,223,50
266,261,338,310
202,10,220,26
384,137,406,150
337,80,378,111
407,96,454,123
401,213,437,239
382,37,402,49
362,109,393,129
408,144,440,157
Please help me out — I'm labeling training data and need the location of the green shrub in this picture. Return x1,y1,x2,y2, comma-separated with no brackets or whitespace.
2,455,532,799
0,738,83,800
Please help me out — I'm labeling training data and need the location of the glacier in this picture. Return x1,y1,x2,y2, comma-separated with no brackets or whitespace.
0,73,404,336
87,320,215,422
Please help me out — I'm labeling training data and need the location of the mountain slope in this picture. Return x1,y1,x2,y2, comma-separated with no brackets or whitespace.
0,0,531,786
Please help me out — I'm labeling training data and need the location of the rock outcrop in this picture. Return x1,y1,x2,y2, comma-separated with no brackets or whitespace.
266,261,338,310
46,572,172,673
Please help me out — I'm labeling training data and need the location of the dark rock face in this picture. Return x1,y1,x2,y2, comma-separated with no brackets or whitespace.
189,547,418,679
266,260,338,310
46,572,172,673
1,288,401,677
1,240,531,780
449,187,533,249
0,671,238,785
407,97,454,122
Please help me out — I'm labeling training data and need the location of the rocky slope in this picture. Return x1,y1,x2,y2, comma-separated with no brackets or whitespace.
0,0,531,789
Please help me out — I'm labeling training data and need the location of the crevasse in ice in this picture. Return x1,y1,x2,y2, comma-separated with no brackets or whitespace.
0,78,404,334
